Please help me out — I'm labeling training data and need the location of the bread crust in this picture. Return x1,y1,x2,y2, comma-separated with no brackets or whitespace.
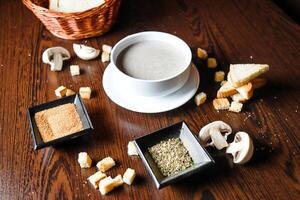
217,81,238,98
229,64,269,87
213,98,230,110
229,101,243,113
252,78,267,89
236,82,253,100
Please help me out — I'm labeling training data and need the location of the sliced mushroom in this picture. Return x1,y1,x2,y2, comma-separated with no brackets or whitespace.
73,44,100,60
226,131,254,164
42,47,70,71
199,121,232,150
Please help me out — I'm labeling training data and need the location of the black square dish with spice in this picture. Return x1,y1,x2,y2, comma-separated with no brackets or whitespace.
27,94,93,150
134,121,214,189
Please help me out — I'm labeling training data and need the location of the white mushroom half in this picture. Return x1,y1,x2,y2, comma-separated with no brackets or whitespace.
199,121,232,150
73,44,100,60
226,131,254,164
42,47,71,71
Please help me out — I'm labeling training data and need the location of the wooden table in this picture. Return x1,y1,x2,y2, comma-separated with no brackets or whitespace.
1,0,299,199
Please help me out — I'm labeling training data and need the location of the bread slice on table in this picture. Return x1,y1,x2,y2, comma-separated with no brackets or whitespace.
228,64,269,87
236,82,253,100
251,78,267,90
231,93,249,103
217,81,238,98
230,82,253,103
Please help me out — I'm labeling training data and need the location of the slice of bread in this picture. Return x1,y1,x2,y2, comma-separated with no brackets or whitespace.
251,78,267,90
236,82,253,100
213,98,230,110
217,81,238,98
49,0,105,13
229,64,269,87
220,80,227,86
231,93,248,103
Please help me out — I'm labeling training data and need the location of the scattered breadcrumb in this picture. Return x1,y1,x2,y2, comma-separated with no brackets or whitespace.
70,65,80,76
88,171,107,189
197,48,208,60
55,86,67,97
194,92,207,106
102,44,112,54
207,58,217,68
96,157,116,172
213,98,230,110
78,152,92,168
99,175,123,195
66,89,75,96
214,71,225,82
123,168,136,185
101,51,110,62
79,87,92,99
128,141,139,156
229,101,243,113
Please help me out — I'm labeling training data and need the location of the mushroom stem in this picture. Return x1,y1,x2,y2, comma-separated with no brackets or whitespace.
210,131,229,150
51,53,63,71
226,142,243,154
199,121,232,150
42,47,70,71
226,131,254,164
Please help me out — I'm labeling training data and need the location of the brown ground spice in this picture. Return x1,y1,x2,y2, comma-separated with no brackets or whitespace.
34,103,83,142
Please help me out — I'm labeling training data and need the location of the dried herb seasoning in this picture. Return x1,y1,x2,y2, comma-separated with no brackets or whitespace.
148,138,194,177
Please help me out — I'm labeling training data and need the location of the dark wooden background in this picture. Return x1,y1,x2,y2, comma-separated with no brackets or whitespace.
0,0,299,199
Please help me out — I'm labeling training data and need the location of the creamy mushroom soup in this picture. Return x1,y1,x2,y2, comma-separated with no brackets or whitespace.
116,41,186,80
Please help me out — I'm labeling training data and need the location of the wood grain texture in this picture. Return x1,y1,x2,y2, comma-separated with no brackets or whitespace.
0,0,300,199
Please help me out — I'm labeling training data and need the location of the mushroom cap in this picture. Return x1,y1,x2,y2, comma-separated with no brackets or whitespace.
73,44,100,60
42,47,71,64
199,121,232,145
226,131,254,164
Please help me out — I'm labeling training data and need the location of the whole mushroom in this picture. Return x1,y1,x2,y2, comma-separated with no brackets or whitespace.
73,44,100,60
199,121,232,150
226,131,254,164
42,47,70,71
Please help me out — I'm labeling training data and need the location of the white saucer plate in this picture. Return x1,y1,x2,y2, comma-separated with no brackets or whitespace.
102,64,200,113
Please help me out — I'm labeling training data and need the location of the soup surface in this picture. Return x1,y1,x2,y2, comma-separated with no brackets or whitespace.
117,41,186,80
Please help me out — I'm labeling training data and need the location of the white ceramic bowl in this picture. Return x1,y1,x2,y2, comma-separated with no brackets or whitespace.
110,31,192,97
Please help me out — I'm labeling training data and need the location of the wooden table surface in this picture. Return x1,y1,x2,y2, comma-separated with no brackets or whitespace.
1,0,300,199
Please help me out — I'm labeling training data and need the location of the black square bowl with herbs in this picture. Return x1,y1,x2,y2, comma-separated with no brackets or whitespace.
27,94,93,150
134,121,214,189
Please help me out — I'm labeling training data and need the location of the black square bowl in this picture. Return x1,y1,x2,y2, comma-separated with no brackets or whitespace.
27,94,93,150
134,121,214,189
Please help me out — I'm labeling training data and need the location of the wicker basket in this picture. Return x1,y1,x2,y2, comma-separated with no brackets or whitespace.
23,0,121,40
